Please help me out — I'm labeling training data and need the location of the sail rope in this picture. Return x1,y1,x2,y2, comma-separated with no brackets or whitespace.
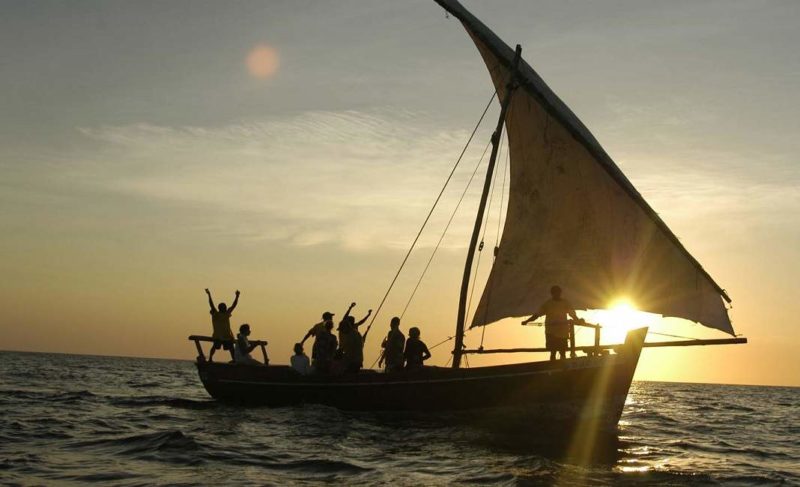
496,144,510,249
399,138,493,319
466,125,505,330
648,330,701,341
479,141,511,350
429,335,455,350
467,132,503,324
361,91,498,343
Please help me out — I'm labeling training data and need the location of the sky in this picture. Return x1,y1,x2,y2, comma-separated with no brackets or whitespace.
1,0,798,386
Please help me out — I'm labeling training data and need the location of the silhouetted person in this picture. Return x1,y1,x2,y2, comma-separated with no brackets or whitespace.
404,327,431,371
351,307,372,331
235,323,261,365
336,302,357,343
205,288,240,362
338,318,364,374
302,311,335,363
291,343,310,375
522,285,578,361
312,321,338,374
380,317,405,372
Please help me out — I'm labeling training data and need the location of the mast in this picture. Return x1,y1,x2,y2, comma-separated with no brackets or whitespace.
452,44,522,369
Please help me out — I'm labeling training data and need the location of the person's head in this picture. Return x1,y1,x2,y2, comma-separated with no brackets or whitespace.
346,316,355,325
322,311,334,322
550,285,562,299
325,321,334,332
409,327,421,339
339,319,352,333
390,317,400,329
293,343,304,355
239,323,250,335
218,302,228,312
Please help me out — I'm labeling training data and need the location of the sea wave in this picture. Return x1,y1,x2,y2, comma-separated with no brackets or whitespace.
1,351,798,486
109,395,220,410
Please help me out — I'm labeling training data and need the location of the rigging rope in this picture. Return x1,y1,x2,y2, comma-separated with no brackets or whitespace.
466,126,505,328
362,91,498,341
496,145,509,247
399,139,493,319
479,145,511,351
476,102,514,348
428,335,455,350
648,331,701,341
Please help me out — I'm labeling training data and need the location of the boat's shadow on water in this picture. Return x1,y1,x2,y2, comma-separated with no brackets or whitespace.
195,399,628,469
339,408,625,467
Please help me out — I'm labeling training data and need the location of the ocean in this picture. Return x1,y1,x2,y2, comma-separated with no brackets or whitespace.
1,351,797,486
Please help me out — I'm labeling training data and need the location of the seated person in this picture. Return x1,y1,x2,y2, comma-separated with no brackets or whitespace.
291,343,310,375
234,324,262,365
404,326,431,371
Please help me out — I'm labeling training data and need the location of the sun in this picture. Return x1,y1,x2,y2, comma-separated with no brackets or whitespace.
584,298,658,344
608,299,637,324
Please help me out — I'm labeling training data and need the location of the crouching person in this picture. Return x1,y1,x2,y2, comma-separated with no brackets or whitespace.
235,324,263,365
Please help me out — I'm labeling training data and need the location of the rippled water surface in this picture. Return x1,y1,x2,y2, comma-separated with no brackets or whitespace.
1,351,798,485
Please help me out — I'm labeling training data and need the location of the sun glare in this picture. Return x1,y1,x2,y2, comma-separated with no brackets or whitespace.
585,298,658,343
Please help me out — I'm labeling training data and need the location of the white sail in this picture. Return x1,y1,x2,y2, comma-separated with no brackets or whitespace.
435,0,734,335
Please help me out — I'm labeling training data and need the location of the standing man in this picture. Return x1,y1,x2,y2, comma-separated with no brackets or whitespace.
380,317,405,372
521,285,578,361
311,321,338,374
205,288,240,362
301,310,336,363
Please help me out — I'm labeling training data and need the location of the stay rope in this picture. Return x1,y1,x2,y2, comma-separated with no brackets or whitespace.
479,146,511,349
648,330,702,341
399,138,493,319
362,91,497,343
466,125,505,335
467,127,505,347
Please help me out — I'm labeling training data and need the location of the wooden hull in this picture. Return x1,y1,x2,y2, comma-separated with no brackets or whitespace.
195,328,647,427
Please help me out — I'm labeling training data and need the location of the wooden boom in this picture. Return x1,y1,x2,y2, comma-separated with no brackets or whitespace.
462,337,747,355
189,335,269,364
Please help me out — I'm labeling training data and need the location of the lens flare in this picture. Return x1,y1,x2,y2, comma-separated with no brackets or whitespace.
246,44,279,79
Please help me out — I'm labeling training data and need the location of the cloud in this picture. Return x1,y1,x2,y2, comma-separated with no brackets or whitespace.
70,109,492,250
44,103,797,257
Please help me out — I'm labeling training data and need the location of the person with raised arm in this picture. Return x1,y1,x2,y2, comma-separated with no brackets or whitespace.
521,285,578,361
352,307,372,330
336,302,357,343
205,288,240,363
337,302,368,374
338,302,372,341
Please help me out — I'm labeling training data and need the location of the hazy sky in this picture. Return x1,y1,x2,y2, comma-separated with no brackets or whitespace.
1,1,798,386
